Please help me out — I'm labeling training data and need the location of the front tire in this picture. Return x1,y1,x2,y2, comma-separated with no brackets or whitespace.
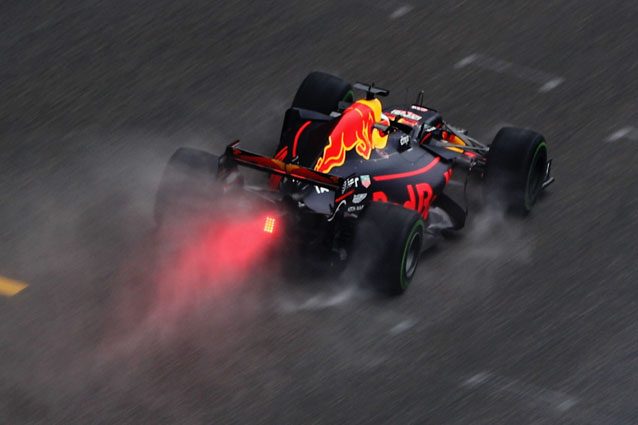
487,127,548,214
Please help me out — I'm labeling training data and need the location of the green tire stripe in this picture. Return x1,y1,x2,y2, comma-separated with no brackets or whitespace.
399,220,425,290
343,90,354,103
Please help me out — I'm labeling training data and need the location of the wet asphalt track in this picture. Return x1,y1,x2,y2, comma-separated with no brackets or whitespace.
1,1,638,423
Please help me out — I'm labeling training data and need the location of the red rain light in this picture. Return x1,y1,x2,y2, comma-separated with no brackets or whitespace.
263,216,276,234
153,212,282,300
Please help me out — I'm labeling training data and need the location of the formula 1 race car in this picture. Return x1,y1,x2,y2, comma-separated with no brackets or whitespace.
155,72,554,295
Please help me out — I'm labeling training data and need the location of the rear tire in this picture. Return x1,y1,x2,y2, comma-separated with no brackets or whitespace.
353,203,425,296
275,71,355,168
154,147,220,225
487,127,548,214
291,71,354,115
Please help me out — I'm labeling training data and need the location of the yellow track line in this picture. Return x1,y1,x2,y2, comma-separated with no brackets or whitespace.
0,276,28,297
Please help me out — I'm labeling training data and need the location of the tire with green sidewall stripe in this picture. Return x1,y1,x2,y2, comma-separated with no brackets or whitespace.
353,202,425,296
487,127,548,214
154,147,220,225
291,72,354,115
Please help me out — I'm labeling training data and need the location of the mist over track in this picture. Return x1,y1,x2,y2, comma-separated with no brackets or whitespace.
1,1,637,423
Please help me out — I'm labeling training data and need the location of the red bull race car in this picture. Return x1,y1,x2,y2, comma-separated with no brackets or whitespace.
155,72,554,295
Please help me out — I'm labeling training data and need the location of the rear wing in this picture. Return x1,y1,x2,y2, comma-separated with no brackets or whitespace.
220,141,343,191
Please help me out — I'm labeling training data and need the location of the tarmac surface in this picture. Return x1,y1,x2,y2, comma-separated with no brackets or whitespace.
1,1,638,423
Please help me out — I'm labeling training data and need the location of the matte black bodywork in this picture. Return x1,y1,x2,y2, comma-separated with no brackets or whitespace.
273,102,454,221
218,86,553,266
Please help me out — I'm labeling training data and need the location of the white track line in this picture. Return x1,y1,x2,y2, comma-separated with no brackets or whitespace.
388,319,418,335
462,371,635,424
539,78,564,93
606,126,638,142
455,53,564,93
462,371,578,413
390,5,413,19
454,54,479,69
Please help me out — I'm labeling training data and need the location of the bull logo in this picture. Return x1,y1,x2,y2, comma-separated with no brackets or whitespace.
314,99,389,174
